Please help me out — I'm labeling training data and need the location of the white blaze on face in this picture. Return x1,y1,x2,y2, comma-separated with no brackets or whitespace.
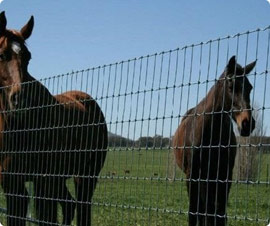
11,42,21,55
267,0,270,4
0,0,4,4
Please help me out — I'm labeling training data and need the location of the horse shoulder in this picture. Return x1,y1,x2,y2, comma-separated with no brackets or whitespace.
173,109,196,174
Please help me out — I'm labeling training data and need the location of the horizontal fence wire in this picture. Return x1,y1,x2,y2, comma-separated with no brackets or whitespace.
0,26,270,226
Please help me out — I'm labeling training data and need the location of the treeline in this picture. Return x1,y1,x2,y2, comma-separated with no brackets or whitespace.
108,132,270,152
135,135,171,148
108,132,134,147
108,133,171,148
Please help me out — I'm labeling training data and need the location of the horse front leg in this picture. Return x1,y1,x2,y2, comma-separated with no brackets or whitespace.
187,179,199,226
215,169,233,226
187,150,201,226
214,182,228,226
1,174,29,226
33,177,58,226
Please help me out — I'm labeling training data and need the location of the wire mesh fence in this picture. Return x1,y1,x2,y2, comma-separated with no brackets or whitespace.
0,25,270,226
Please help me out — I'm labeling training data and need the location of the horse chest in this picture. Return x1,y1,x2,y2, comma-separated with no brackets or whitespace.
200,115,235,145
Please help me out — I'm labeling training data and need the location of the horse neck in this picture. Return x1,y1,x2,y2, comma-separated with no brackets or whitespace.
199,78,228,115
188,78,233,145
13,73,59,128
192,78,232,134
26,73,58,106
0,97,5,148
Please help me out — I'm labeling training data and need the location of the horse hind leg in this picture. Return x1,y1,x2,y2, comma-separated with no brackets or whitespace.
59,180,76,225
75,177,97,226
34,177,76,226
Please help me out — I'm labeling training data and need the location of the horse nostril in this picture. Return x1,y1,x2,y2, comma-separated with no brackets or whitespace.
242,119,249,130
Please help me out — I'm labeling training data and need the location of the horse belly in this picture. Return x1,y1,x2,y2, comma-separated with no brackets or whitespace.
52,123,107,176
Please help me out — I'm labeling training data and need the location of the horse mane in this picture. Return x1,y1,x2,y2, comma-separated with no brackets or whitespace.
181,80,223,122
0,93,5,148
182,107,195,121
181,70,232,125
0,29,25,45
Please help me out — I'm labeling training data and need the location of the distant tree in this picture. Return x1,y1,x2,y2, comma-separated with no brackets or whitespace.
135,135,171,148
108,132,134,147
135,136,154,148
161,137,171,148
153,135,163,148
235,104,267,181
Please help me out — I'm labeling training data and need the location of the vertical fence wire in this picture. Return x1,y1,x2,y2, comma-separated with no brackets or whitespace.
0,26,269,226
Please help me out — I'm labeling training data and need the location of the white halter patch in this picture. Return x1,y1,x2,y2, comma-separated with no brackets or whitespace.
11,42,21,54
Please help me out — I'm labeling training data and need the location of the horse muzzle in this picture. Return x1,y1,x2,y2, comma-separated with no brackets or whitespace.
239,117,255,137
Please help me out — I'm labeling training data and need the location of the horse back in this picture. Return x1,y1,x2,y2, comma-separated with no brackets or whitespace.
54,90,92,112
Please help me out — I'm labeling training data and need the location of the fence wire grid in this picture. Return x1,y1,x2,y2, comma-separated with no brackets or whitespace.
0,26,270,226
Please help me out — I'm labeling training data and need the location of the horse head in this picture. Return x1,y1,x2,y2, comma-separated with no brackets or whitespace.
223,56,256,136
0,11,34,111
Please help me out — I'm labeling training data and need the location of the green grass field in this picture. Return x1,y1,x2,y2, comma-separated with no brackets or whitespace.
0,149,269,225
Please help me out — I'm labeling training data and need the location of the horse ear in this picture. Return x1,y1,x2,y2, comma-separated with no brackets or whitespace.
244,60,256,74
226,55,237,75
20,16,34,40
0,11,7,36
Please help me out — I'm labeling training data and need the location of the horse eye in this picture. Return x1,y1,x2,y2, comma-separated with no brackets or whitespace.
228,80,234,91
0,53,6,61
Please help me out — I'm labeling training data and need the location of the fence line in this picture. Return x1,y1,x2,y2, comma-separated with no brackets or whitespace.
0,25,269,225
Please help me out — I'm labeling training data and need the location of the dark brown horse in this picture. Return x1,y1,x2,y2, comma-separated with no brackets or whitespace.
0,92,79,226
173,56,256,226
0,12,108,226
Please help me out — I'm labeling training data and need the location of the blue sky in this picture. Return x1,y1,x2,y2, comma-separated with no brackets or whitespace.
1,0,270,77
1,0,270,138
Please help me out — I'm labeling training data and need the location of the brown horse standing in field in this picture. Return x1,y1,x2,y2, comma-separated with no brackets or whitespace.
0,12,108,226
173,56,256,226
0,91,89,225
